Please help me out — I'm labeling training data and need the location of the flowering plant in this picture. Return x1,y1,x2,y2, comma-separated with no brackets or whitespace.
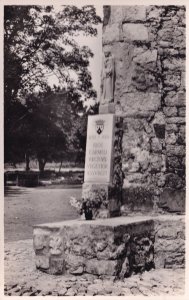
70,194,107,220
70,196,83,212
70,196,102,213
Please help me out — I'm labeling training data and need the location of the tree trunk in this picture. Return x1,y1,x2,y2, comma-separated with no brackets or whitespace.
59,160,63,173
38,158,46,173
25,152,30,172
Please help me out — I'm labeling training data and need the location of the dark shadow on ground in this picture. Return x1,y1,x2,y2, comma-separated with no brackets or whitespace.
4,186,31,197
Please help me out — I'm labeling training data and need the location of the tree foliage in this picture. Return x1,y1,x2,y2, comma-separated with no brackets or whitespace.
4,5,101,171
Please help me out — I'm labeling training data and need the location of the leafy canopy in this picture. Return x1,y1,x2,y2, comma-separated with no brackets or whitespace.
4,5,101,102
4,5,101,167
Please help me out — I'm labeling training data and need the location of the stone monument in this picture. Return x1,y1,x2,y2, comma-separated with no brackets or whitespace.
33,5,185,278
82,49,124,219
33,46,156,279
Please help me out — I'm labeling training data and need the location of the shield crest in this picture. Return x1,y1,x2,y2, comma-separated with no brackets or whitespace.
95,119,104,135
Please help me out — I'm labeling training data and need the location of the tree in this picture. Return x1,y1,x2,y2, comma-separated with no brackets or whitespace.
4,5,100,101
4,5,101,171
25,87,99,173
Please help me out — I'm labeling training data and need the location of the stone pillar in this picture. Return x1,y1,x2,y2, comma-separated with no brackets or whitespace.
82,103,123,219
102,5,186,214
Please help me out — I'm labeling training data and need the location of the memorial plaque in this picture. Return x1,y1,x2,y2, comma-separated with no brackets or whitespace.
84,114,115,183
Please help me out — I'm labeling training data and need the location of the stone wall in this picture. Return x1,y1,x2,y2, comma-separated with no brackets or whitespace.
154,216,185,268
102,5,185,213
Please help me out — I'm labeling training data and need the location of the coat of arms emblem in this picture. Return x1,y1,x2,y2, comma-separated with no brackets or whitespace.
95,119,105,135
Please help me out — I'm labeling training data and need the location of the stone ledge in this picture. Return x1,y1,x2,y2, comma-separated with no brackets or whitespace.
33,216,154,229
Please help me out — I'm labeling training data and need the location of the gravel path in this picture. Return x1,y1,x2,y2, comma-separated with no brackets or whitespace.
4,186,80,242
4,239,185,296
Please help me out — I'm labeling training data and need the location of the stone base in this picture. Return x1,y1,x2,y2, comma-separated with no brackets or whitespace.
99,103,115,114
33,217,155,277
82,182,121,218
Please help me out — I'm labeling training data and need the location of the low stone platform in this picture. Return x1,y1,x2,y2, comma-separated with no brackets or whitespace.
33,215,185,277
33,216,155,277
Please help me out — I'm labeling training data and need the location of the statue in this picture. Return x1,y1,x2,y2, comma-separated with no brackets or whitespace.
101,50,115,104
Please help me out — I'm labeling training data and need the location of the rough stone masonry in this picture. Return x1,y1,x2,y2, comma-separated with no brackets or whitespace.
33,216,184,276
103,5,185,213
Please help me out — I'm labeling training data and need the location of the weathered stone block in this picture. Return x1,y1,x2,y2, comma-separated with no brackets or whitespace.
149,154,166,173
122,6,146,22
86,259,119,276
159,40,172,48
152,111,165,126
131,66,158,92
110,6,123,24
146,6,163,22
133,49,157,65
166,117,185,124
166,156,183,170
35,255,49,270
120,92,161,116
158,28,173,42
33,232,49,251
178,107,185,117
49,235,63,255
163,107,177,117
154,216,185,268
154,251,185,269
151,138,162,152
49,257,65,275
163,57,185,71
164,91,185,107
163,72,181,90
164,254,185,268
157,227,178,239
126,161,140,173
65,254,84,274
166,124,178,133
103,23,121,44
165,132,177,145
122,186,154,211
122,24,148,41
166,145,185,156
165,173,183,189
159,186,186,212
